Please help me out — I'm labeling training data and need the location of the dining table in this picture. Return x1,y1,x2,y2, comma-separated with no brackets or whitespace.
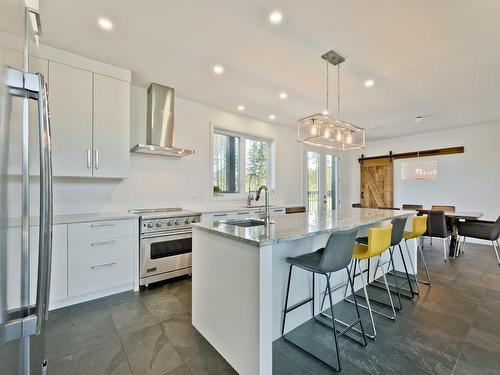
418,210,484,257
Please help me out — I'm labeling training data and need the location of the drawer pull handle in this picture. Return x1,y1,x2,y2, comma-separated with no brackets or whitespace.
237,212,249,215
91,240,116,247
214,214,228,217
91,262,116,270
91,223,115,228
273,209,284,212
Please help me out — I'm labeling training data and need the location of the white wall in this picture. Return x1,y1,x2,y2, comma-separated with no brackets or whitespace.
9,86,304,216
342,122,500,221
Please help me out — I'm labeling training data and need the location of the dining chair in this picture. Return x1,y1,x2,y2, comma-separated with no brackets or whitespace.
427,210,451,261
431,205,456,213
402,204,423,210
457,217,500,264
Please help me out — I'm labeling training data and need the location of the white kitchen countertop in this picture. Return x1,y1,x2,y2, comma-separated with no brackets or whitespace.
193,208,415,246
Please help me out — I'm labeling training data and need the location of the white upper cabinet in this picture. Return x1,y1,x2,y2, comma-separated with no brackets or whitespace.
49,61,93,177
5,49,48,176
93,74,130,178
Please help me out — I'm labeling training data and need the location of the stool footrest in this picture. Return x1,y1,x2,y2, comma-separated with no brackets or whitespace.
282,335,340,372
370,280,414,301
321,312,375,341
345,296,396,321
285,297,313,314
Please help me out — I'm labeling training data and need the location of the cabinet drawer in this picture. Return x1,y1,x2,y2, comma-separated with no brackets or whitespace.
68,236,133,268
68,219,135,243
68,257,133,297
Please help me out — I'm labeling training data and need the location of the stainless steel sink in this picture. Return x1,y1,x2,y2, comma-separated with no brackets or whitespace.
225,219,266,227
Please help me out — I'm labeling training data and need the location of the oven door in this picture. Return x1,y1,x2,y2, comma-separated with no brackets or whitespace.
140,229,192,284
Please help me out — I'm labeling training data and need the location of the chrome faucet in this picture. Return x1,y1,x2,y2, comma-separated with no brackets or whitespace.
255,185,270,222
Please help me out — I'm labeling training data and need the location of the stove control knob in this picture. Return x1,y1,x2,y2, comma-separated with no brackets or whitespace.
156,222,162,228
147,222,154,228
184,219,190,225
175,220,180,225
167,220,173,226
191,218,197,223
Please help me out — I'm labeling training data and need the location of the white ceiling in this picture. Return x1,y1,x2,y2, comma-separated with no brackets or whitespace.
2,0,500,140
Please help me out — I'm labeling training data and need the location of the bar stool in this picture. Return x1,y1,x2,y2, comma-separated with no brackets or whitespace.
282,228,367,372
355,216,412,309
344,224,395,339
402,214,431,292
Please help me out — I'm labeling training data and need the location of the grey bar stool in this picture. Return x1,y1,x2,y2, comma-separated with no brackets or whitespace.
282,228,367,372
354,216,414,308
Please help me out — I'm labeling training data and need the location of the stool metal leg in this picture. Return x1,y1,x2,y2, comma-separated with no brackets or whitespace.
493,240,500,265
389,246,403,308
325,275,341,372
417,242,431,285
282,264,293,336
404,240,420,294
397,243,417,297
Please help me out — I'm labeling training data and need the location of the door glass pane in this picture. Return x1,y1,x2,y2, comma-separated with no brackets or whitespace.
307,151,320,212
150,238,192,259
245,139,269,192
325,154,336,210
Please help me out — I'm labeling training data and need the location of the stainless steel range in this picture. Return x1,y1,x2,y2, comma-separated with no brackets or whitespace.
129,208,201,286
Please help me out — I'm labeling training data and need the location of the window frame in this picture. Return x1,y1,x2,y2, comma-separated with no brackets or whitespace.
211,124,274,198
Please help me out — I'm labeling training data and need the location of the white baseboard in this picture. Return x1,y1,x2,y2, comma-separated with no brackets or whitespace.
49,283,134,311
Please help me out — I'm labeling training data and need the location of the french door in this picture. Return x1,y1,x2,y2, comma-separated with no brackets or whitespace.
304,149,338,212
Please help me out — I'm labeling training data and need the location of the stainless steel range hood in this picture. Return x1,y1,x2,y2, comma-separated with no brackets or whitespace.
131,83,194,157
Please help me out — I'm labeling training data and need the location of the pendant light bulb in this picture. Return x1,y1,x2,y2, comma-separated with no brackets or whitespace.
311,126,318,136
324,128,330,139
346,131,353,144
336,130,342,141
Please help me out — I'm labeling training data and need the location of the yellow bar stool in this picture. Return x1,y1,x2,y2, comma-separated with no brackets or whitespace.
403,214,430,288
344,224,395,339
402,214,431,293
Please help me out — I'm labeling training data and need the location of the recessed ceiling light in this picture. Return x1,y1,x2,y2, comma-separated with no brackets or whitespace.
364,79,375,88
269,10,283,25
279,92,288,99
98,18,113,31
237,105,245,111
269,114,276,120
414,116,424,123
213,65,224,74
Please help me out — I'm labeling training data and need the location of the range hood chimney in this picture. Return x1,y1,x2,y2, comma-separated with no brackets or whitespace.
131,83,194,157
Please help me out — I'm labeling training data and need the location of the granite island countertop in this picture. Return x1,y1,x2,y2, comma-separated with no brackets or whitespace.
192,208,415,246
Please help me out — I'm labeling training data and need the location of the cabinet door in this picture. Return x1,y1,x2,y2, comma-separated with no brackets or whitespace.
49,61,93,176
4,49,48,176
30,224,68,305
93,74,130,178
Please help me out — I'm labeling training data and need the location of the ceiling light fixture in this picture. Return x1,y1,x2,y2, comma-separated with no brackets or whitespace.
401,116,438,180
279,92,288,99
364,79,375,88
297,49,366,151
269,10,283,25
213,65,224,74
269,115,276,120
237,105,245,111
98,18,113,31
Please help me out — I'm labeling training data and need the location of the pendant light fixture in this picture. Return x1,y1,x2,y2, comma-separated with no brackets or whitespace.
297,50,366,150
401,116,438,180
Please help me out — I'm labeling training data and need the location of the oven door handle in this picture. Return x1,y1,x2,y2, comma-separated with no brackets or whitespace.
142,229,192,239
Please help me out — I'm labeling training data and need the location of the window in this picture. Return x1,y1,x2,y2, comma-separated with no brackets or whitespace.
212,133,240,193
212,129,272,195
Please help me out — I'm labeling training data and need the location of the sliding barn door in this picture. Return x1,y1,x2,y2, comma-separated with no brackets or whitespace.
360,158,394,208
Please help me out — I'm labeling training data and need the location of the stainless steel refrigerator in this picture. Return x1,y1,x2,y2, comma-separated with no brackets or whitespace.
0,5,53,375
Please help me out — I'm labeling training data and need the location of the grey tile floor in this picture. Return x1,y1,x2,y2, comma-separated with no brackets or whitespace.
47,241,500,374
274,241,500,374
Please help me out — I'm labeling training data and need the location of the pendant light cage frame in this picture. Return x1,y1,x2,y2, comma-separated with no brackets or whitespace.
297,49,366,150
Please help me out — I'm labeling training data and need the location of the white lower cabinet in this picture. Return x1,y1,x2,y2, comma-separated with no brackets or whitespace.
67,219,136,299
5,224,67,310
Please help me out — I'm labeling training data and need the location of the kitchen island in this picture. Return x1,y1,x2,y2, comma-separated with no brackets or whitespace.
192,208,415,375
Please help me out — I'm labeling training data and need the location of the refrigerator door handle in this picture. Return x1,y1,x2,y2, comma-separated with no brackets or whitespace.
35,72,53,335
